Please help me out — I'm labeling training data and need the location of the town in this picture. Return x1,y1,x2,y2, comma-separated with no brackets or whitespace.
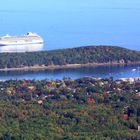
0,76,139,139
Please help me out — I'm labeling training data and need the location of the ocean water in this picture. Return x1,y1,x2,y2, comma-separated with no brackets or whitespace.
0,0,140,51
0,0,140,79
0,64,140,80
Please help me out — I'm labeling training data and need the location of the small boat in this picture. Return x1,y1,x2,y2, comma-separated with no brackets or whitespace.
132,69,137,72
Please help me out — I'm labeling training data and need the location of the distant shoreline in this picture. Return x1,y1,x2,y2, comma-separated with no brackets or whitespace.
0,45,140,72
0,62,140,72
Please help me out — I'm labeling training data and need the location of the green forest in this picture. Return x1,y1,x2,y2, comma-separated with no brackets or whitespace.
0,46,140,69
0,77,139,139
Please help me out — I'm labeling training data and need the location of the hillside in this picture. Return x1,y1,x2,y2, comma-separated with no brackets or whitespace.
0,46,140,69
0,78,139,139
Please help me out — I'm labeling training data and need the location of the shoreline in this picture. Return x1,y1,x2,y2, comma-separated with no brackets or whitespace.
0,62,140,72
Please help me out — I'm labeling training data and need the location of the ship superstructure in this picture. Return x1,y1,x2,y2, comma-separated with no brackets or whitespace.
0,32,43,46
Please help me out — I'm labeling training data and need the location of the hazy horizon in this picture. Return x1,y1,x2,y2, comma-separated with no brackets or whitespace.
0,0,140,51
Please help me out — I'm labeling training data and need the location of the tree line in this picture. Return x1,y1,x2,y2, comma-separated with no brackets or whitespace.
0,46,140,68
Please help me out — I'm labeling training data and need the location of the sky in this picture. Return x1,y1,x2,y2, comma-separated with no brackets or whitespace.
2,0,140,11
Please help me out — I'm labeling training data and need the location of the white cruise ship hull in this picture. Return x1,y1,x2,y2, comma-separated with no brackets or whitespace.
0,44,44,52
0,41,43,46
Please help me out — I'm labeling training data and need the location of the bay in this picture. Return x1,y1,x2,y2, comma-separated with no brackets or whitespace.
0,64,140,80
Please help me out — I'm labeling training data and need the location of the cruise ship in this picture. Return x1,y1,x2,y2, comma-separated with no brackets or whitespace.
0,32,43,46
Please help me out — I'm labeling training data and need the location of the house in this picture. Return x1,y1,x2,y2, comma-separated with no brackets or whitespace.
134,77,140,83
122,114,129,120
120,78,135,84
87,98,96,104
38,100,43,105
115,80,123,85
138,126,140,131
28,86,35,91
135,92,140,97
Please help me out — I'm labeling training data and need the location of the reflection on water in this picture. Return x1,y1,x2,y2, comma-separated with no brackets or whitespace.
0,64,140,80
0,43,44,52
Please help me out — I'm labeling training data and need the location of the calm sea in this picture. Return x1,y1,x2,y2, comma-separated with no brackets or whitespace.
0,0,140,51
0,0,140,80
0,64,140,80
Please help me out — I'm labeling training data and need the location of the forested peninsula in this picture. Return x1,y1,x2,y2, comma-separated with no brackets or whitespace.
0,46,140,70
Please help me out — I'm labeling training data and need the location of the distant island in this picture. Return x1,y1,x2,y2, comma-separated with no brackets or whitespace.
0,46,140,71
